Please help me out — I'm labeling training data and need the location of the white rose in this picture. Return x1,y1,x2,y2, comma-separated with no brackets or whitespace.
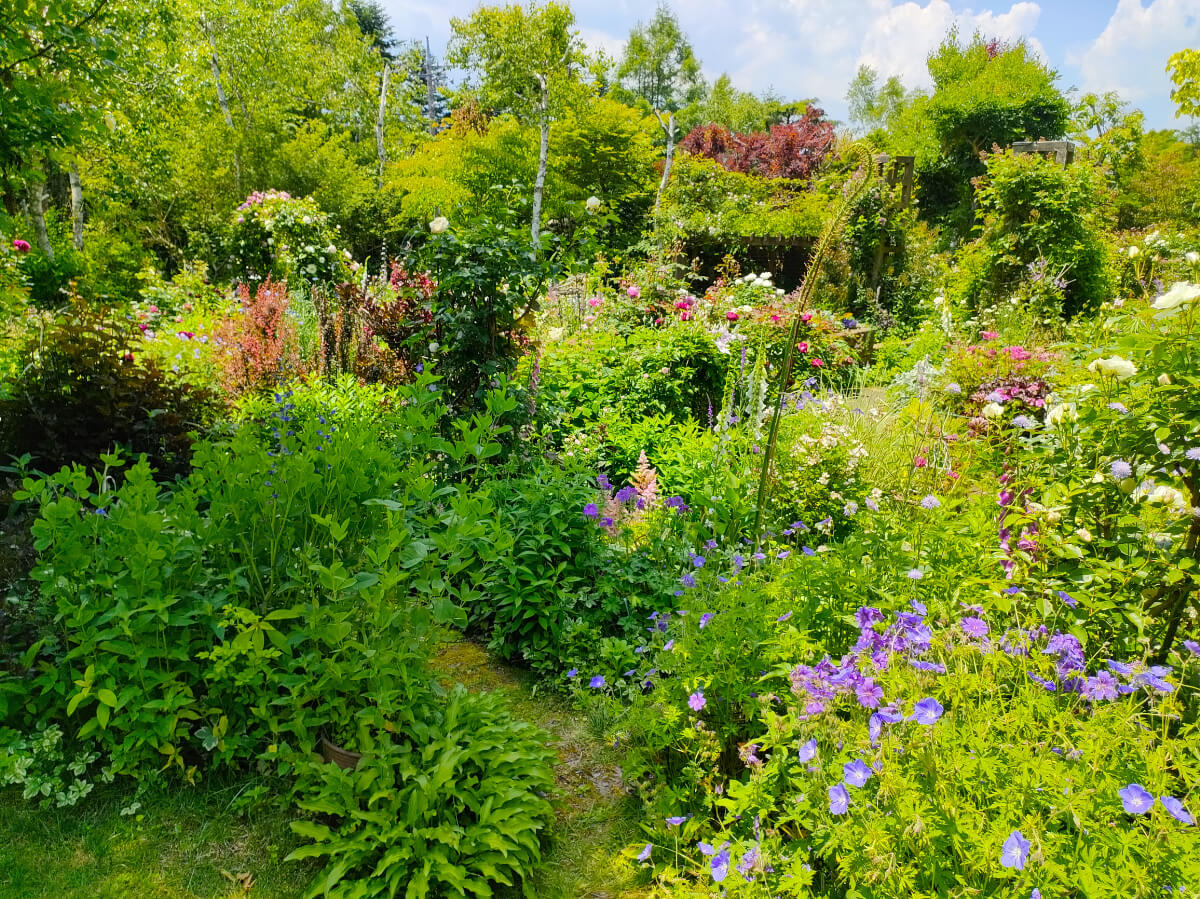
1087,355,1137,380
981,402,1004,419
1158,373,1172,386
1186,251,1199,264
429,216,450,234
1152,281,1200,310
585,196,601,213
1076,528,1093,542
1148,484,1186,508
1127,246,1139,258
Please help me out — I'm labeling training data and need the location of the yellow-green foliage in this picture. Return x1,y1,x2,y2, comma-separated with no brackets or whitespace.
659,154,829,242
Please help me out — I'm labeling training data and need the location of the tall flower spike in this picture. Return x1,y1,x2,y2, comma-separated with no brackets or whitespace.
631,450,659,510
752,141,875,547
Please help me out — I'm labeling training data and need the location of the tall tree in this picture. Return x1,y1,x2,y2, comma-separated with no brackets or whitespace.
347,0,395,60
614,4,704,209
449,2,586,248
845,64,909,135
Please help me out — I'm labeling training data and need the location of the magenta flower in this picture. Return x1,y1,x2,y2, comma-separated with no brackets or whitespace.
11,238,30,253
688,691,706,711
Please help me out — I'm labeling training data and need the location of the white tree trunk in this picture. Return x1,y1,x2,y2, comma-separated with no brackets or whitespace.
654,110,676,213
531,76,549,249
69,163,84,251
29,181,53,260
375,63,390,184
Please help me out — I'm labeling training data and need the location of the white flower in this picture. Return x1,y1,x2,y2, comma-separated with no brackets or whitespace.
1075,528,1093,542
1127,246,1140,258
1158,373,1172,386
1152,282,1200,310
1148,484,1187,509
429,216,450,234
1046,403,1077,426
1087,355,1137,380
981,402,1004,419
758,272,772,281
1186,251,1199,264
585,196,601,213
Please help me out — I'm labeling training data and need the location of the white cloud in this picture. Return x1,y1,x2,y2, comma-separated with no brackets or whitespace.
674,0,1044,116
1073,0,1200,113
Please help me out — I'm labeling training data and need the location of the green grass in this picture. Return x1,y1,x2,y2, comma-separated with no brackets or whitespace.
0,637,648,899
0,779,313,899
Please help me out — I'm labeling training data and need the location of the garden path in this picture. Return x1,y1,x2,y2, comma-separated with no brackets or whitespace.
431,637,648,899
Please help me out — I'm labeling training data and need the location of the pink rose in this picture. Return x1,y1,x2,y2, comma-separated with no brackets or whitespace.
587,297,603,308
811,358,824,368
726,311,739,321
11,239,31,253
797,341,809,353
801,312,813,322
627,286,641,299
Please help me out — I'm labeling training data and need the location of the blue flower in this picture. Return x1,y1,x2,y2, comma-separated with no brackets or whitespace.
699,613,714,629
828,783,849,815
1160,795,1194,825
566,668,578,678
711,846,730,882
1110,459,1133,480
843,760,872,788
920,494,941,509
798,738,818,762
583,503,599,519
1000,830,1030,870
909,697,943,725
665,815,688,826
1056,590,1077,608
589,675,605,689
680,573,697,588
636,843,652,862
693,555,706,568
1119,783,1154,815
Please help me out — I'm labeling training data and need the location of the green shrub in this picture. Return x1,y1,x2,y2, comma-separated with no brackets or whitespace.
287,687,555,899
0,303,221,477
952,150,1113,320
225,191,348,288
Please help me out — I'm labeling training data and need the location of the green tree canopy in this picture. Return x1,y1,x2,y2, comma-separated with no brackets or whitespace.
613,3,704,114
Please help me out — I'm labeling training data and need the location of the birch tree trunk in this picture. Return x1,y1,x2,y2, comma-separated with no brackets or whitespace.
531,74,549,249
375,64,390,185
654,109,676,213
28,181,53,261
204,22,242,196
69,163,84,251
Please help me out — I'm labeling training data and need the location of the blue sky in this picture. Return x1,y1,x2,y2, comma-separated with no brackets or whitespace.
384,0,1200,129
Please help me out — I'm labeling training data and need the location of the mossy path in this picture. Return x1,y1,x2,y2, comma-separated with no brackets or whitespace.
431,636,648,899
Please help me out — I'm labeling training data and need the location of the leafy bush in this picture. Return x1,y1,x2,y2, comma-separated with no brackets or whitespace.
216,278,303,395
287,687,555,898
678,110,835,180
475,456,681,678
0,303,221,476
225,191,348,288
952,150,1112,320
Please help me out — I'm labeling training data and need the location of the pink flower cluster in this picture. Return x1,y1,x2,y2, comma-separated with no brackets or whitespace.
237,189,292,212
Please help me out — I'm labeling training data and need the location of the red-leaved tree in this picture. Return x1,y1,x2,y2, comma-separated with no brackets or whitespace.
679,107,836,180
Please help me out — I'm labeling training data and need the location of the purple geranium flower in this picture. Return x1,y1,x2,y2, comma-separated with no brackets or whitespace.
960,616,989,639
855,679,884,709
909,697,943,725
1184,640,1200,657
711,846,730,882
1000,830,1030,870
920,494,941,509
855,607,884,629
583,503,599,519
636,843,652,862
843,760,872,788
589,675,605,689
1119,783,1154,815
828,783,849,815
665,815,688,826
798,738,818,762
1160,795,1194,825
688,691,706,711
1082,671,1119,701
